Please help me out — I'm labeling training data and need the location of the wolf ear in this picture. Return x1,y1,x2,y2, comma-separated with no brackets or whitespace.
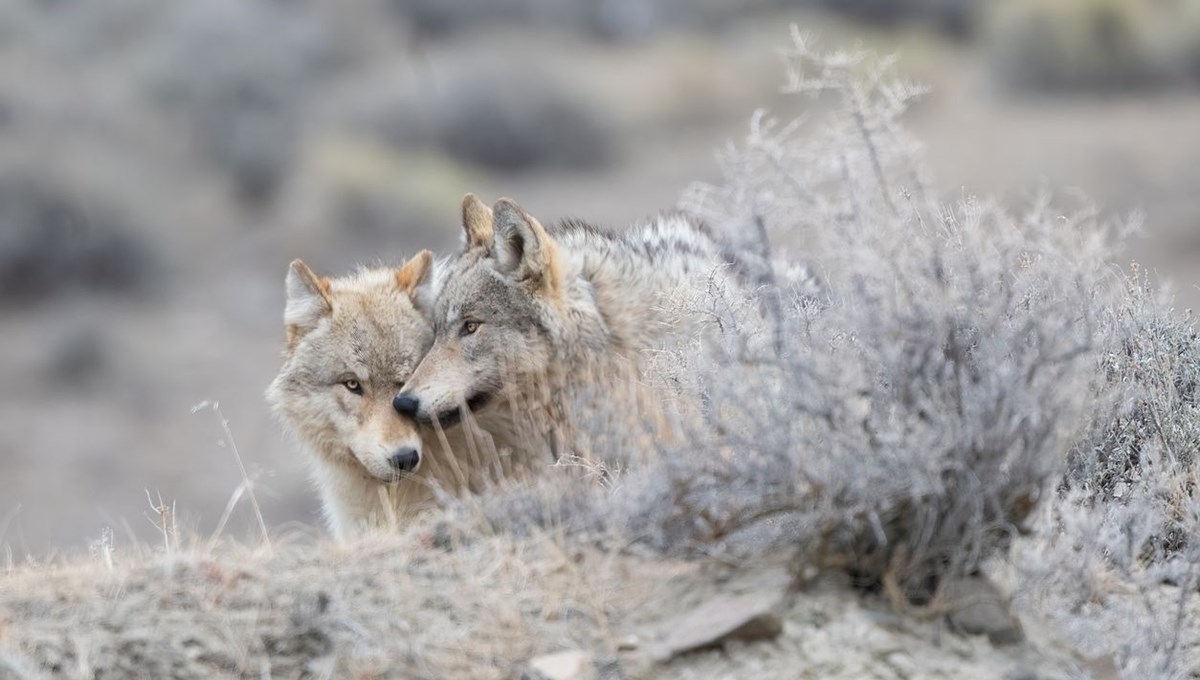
491,198,559,290
395,249,435,311
284,259,332,349
461,193,493,251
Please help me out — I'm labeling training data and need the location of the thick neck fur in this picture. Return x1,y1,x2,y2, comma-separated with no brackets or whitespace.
545,213,733,357
518,213,736,454
408,209,741,461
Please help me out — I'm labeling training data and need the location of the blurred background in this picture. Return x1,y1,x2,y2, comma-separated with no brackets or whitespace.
1,0,1198,556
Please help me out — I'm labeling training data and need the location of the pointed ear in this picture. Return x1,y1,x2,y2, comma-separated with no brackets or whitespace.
395,249,435,310
284,259,332,349
491,198,559,291
461,193,493,251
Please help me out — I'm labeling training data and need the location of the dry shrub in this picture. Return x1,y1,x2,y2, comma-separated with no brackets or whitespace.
135,0,359,205
630,34,1116,601
1012,270,1200,678
985,0,1200,93
0,171,160,307
367,67,613,173
383,0,755,43
812,0,982,38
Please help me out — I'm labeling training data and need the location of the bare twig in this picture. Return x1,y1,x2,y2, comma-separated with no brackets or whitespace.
193,400,271,549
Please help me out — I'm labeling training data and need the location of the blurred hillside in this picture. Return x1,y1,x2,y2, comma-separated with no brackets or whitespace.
1,0,1198,555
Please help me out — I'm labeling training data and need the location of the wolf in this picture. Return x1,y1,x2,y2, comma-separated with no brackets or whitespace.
267,252,490,539
392,195,750,459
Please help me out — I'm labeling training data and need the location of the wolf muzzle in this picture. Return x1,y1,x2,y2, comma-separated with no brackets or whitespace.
394,391,492,428
388,447,420,474
392,392,420,418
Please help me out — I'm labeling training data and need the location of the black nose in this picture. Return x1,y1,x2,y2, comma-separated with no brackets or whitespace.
388,448,420,473
393,392,420,417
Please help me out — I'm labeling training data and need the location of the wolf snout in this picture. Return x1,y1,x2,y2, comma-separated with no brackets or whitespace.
392,393,420,418
388,447,420,474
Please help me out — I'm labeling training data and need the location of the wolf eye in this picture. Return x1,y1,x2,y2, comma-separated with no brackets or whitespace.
460,320,480,336
342,378,363,395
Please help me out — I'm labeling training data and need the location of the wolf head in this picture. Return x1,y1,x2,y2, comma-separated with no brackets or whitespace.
267,251,435,482
394,195,564,428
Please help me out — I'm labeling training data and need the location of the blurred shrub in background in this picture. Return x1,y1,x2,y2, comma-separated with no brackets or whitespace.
386,0,986,43
386,0,751,42
386,0,631,40
137,0,353,206
0,172,159,307
0,0,621,225
985,0,1200,93
812,0,982,38
372,70,613,172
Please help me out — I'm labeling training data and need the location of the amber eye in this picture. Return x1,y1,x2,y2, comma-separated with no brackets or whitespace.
342,378,363,395
461,320,480,336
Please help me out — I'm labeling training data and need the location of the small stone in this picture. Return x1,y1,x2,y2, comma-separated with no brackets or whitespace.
1077,654,1121,680
646,589,785,662
616,635,640,651
942,576,1024,646
524,650,594,680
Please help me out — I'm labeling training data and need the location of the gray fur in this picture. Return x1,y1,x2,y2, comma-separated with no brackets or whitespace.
399,197,747,458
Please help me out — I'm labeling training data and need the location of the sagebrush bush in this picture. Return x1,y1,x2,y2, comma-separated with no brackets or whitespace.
656,34,1195,674
1066,269,1200,502
653,35,1116,600
1011,270,1200,677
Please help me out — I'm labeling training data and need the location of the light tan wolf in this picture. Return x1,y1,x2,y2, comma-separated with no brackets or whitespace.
393,195,749,460
267,252,489,539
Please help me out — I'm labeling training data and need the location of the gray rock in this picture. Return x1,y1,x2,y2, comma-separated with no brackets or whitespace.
942,576,1024,646
523,650,594,680
1077,654,1121,680
646,589,785,662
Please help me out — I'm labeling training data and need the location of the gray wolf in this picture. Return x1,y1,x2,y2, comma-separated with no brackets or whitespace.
393,194,747,459
267,252,483,538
